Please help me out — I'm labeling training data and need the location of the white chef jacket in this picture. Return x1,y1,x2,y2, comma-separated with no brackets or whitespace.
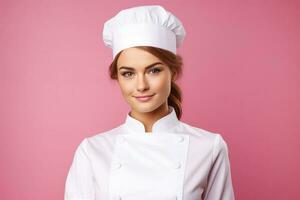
64,106,235,200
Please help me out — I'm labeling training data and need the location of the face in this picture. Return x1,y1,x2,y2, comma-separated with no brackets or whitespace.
116,47,173,115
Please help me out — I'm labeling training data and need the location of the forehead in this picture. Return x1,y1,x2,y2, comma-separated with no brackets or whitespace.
117,47,162,69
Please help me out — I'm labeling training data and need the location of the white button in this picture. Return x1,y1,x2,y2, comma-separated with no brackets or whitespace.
177,136,184,143
113,162,122,169
172,162,181,169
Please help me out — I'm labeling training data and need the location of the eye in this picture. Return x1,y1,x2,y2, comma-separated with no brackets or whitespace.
121,71,134,78
149,67,162,74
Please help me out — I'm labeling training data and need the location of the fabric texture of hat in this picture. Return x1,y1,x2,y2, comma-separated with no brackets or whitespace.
102,5,186,59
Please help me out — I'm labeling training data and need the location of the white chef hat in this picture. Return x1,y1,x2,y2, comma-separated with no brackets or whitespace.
102,5,186,59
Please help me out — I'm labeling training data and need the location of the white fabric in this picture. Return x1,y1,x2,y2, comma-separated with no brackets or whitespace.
102,5,186,59
64,106,235,200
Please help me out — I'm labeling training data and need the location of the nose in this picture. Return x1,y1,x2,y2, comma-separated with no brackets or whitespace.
136,74,149,92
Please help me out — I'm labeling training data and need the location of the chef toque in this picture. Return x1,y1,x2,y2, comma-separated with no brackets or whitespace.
102,5,186,59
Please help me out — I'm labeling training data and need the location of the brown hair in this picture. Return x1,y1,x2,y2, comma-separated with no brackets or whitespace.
108,46,184,119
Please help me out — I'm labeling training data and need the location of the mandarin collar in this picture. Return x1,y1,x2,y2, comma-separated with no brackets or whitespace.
124,106,180,134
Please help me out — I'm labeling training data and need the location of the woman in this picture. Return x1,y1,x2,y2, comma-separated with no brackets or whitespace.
64,5,235,200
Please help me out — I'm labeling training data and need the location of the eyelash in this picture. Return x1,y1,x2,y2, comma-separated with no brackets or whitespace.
120,67,162,78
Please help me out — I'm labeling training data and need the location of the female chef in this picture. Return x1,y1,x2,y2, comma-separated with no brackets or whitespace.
64,5,235,200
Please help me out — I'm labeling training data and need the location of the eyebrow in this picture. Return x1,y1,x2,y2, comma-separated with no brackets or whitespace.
118,62,163,71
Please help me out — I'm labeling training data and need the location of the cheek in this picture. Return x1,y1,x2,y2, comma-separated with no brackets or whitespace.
118,80,134,96
150,75,171,94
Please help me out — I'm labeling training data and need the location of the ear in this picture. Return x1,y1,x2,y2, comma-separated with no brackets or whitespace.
171,71,177,81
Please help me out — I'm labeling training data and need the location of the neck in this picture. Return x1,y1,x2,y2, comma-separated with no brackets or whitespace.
129,103,170,133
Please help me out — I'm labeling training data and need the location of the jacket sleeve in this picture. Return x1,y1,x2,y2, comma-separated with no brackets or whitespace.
64,138,96,200
203,134,235,200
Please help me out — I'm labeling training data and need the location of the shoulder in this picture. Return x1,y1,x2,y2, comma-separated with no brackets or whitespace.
77,124,125,151
178,121,228,153
179,121,220,140
88,124,123,140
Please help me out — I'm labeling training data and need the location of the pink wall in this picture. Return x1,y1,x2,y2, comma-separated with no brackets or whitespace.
1,0,299,199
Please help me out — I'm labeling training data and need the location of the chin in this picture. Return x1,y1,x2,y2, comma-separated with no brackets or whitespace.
131,105,158,113
130,102,167,115
127,95,167,114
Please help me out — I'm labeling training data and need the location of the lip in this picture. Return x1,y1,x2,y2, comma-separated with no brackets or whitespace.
135,94,155,102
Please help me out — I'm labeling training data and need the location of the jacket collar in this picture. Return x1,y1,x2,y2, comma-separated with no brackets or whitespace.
124,106,180,134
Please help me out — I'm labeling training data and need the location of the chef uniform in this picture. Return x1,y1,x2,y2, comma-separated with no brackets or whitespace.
64,5,235,200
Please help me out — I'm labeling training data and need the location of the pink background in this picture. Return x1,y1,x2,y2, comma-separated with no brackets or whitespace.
1,0,299,199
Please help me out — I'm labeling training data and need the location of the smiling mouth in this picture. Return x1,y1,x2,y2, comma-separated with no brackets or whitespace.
134,94,155,102
135,94,154,98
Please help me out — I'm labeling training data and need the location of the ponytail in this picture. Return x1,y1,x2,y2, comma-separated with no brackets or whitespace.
168,81,182,119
